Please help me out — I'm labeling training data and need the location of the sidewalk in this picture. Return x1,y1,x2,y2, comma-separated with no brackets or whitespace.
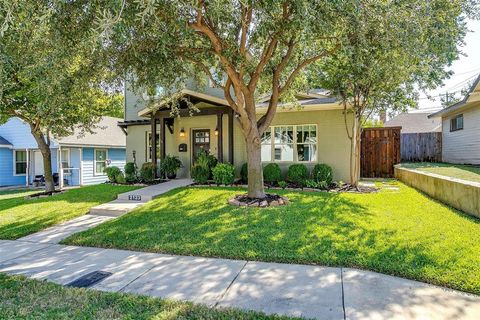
1,238,479,319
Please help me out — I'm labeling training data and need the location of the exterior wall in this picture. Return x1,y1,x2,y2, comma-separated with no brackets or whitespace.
0,148,26,186
81,147,126,185
0,118,39,149
125,82,148,122
441,103,480,164
395,166,480,218
127,108,352,182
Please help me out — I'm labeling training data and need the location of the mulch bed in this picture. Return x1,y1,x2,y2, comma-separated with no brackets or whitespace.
228,193,290,207
26,190,66,199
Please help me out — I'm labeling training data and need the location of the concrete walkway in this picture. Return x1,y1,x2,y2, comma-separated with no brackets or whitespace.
89,179,193,216
1,239,479,319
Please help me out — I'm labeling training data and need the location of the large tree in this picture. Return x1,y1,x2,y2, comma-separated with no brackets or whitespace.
0,1,111,192
58,0,344,198
312,0,477,187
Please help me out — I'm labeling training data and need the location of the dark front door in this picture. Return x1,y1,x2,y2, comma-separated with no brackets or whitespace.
192,129,211,164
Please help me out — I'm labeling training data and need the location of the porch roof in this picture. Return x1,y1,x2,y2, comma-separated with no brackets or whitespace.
0,136,12,148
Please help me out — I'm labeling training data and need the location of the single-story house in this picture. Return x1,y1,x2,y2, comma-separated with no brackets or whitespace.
120,80,353,181
385,112,442,133
429,74,480,164
0,117,126,187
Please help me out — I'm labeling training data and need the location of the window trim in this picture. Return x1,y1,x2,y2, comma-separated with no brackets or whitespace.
146,131,160,162
261,124,318,163
450,114,464,132
60,148,70,169
94,148,108,176
13,149,27,176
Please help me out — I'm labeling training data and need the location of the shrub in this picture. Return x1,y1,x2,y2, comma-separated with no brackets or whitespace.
160,155,182,178
263,163,282,184
124,162,137,183
278,181,288,189
115,172,126,184
312,163,333,185
140,163,156,182
240,163,248,183
191,164,210,184
287,164,309,187
304,179,318,188
212,163,235,185
104,166,121,183
196,150,217,179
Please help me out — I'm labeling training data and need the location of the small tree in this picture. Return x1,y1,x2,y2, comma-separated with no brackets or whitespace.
0,1,112,192
314,0,474,187
58,0,343,198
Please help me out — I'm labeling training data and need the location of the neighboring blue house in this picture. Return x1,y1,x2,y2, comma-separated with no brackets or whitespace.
0,117,126,187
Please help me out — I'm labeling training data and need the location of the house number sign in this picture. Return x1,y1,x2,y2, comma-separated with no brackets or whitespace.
128,195,142,201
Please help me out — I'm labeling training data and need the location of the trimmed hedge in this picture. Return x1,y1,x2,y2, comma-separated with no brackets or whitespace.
212,163,235,185
191,165,210,184
287,164,309,186
312,163,333,185
104,166,121,183
263,163,282,184
140,163,156,182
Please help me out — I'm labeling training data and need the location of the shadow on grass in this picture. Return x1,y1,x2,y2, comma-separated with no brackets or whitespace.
64,186,462,292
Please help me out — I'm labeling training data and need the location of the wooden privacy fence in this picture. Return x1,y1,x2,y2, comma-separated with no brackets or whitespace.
400,132,442,162
361,127,401,178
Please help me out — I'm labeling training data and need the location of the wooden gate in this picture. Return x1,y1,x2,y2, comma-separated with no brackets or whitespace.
361,127,401,178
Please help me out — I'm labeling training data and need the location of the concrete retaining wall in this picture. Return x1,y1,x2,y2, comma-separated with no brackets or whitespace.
394,166,480,219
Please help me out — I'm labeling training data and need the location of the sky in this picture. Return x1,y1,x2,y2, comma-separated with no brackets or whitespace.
414,19,480,113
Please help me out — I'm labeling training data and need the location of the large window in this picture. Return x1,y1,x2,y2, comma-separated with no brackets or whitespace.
14,150,27,175
94,149,107,175
261,125,317,162
450,114,464,132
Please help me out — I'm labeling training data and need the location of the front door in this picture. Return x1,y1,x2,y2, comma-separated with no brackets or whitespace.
34,151,44,176
192,129,211,164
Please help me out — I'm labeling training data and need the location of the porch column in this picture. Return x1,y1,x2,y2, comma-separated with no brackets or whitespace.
217,113,223,162
228,110,234,164
151,116,158,177
25,149,29,186
160,117,166,161
59,147,64,189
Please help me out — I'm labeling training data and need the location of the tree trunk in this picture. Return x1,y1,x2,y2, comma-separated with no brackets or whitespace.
246,134,266,198
349,116,362,187
30,129,55,192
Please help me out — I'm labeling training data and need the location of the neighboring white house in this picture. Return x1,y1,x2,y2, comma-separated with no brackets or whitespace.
429,75,480,165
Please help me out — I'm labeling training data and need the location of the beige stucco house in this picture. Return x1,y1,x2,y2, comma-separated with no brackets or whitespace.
429,75,480,164
119,80,353,181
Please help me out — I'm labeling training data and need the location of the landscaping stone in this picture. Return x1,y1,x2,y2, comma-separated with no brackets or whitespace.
228,194,289,208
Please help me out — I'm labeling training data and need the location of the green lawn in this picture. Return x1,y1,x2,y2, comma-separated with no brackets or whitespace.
400,162,480,183
0,185,139,239
0,274,289,320
64,183,480,295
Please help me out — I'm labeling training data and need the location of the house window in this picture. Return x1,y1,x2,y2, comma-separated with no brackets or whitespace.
146,132,160,161
450,114,463,132
14,150,27,175
60,149,70,168
261,125,317,162
94,149,108,175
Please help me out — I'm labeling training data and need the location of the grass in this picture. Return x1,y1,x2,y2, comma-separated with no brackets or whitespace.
0,184,139,239
400,162,480,183
63,182,480,295
0,273,291,320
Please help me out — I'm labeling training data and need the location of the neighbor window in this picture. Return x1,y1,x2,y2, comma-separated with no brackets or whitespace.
450,114,464,132
261,125,317,162
14,150,27,175
60,149,70,168
94,149,107,175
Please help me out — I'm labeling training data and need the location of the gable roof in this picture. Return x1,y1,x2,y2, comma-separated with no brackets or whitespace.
429,74,480,118
385,112,442,133
0,136,12,148
56,116,126,148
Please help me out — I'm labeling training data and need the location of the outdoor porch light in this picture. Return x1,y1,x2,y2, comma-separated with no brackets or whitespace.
179,127,186,137
214,126,219,136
